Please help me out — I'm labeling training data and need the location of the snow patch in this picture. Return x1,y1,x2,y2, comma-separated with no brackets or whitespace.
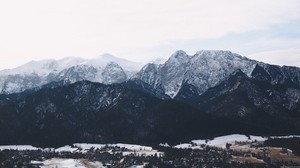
0,145,41,151
191,134,267,148
31,158,105,168
159,143,170,147
270,135,300,139
173,134,268,149
55,145,79,153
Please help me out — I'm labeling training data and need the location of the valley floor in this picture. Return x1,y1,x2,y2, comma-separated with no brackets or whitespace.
1,134,300,168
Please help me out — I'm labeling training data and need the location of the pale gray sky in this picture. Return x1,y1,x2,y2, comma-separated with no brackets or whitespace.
0,0,300,69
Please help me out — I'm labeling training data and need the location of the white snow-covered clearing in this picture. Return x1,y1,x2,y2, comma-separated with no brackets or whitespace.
73,143,106,152
159,143,170,147
73,143,152,151
128,164,147,168
270,135,300,139
174,143,193,149
31,158,105,168
55,145,79,153
173,134,269,149
113,143,152,151
174,143,203,150
122,150,164,157
73,143,163,157
0,145,41,151
192,134,267,148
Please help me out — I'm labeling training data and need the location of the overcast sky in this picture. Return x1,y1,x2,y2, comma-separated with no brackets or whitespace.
0,0,300,69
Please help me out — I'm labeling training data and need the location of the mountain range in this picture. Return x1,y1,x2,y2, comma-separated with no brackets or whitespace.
1,50,300,147
0,54,143,94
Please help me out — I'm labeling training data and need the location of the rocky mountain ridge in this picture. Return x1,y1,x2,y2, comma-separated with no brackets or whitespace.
1,50,300,146
0,54,143,94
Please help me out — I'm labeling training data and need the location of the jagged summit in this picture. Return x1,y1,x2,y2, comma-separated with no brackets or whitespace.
195,50,233,56
136,50,258,97
1,49,300,98
167,50,190,64
170,50,188,57
163,50,252,67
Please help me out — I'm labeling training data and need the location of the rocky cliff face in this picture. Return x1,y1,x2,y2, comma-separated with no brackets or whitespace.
136,50,257,98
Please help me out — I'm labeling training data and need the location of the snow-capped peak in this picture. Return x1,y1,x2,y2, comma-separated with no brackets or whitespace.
195,50,233,56
0,54,144,76
0,59,58,76
136,50,258,98
169,50,189,61
0,54,145,94
171,50,188,57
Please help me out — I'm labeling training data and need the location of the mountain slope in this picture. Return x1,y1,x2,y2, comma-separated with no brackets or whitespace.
0,80,276,147
0,54,144,94
190,69,300,134
1,50,300,147
136,50,257,98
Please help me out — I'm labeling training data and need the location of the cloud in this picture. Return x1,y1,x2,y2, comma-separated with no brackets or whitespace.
248,49,300,67
0,0,300,69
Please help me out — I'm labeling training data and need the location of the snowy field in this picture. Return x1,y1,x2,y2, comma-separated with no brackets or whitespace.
31,158,105,168
192,134,267,148
1,134,300,152
1,134,299,153
74,143,152,152
173,134,300,149
0,143,163,159
31,158,147,168
0,145,41,151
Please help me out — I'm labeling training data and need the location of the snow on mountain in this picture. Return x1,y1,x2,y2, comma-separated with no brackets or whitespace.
90,54,143,71
136,50,258,97
0,57,85,77
0,54,144,94
185,50,257,95
1,50,297,97
101,62,128,84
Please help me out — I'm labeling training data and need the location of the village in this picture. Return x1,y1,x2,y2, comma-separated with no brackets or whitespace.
1,135,300,167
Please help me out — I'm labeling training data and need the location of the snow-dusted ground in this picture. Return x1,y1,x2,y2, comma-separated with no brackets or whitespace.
270,135,300,139
0,145,41,151
73,143,152,152
32,158,146,168
31,158,105,168
73,143,106,151
0,143,163,157
73,143,163,157
159,143,170,147
1,134,299,153
128,165,146,168
173,134,300,149
192,134,267,148
55,145,79,153
174,143,203,150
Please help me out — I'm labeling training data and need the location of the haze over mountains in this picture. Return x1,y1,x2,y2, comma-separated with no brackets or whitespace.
1,50,300,147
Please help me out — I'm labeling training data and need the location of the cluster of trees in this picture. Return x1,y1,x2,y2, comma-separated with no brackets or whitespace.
265,137,300,156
